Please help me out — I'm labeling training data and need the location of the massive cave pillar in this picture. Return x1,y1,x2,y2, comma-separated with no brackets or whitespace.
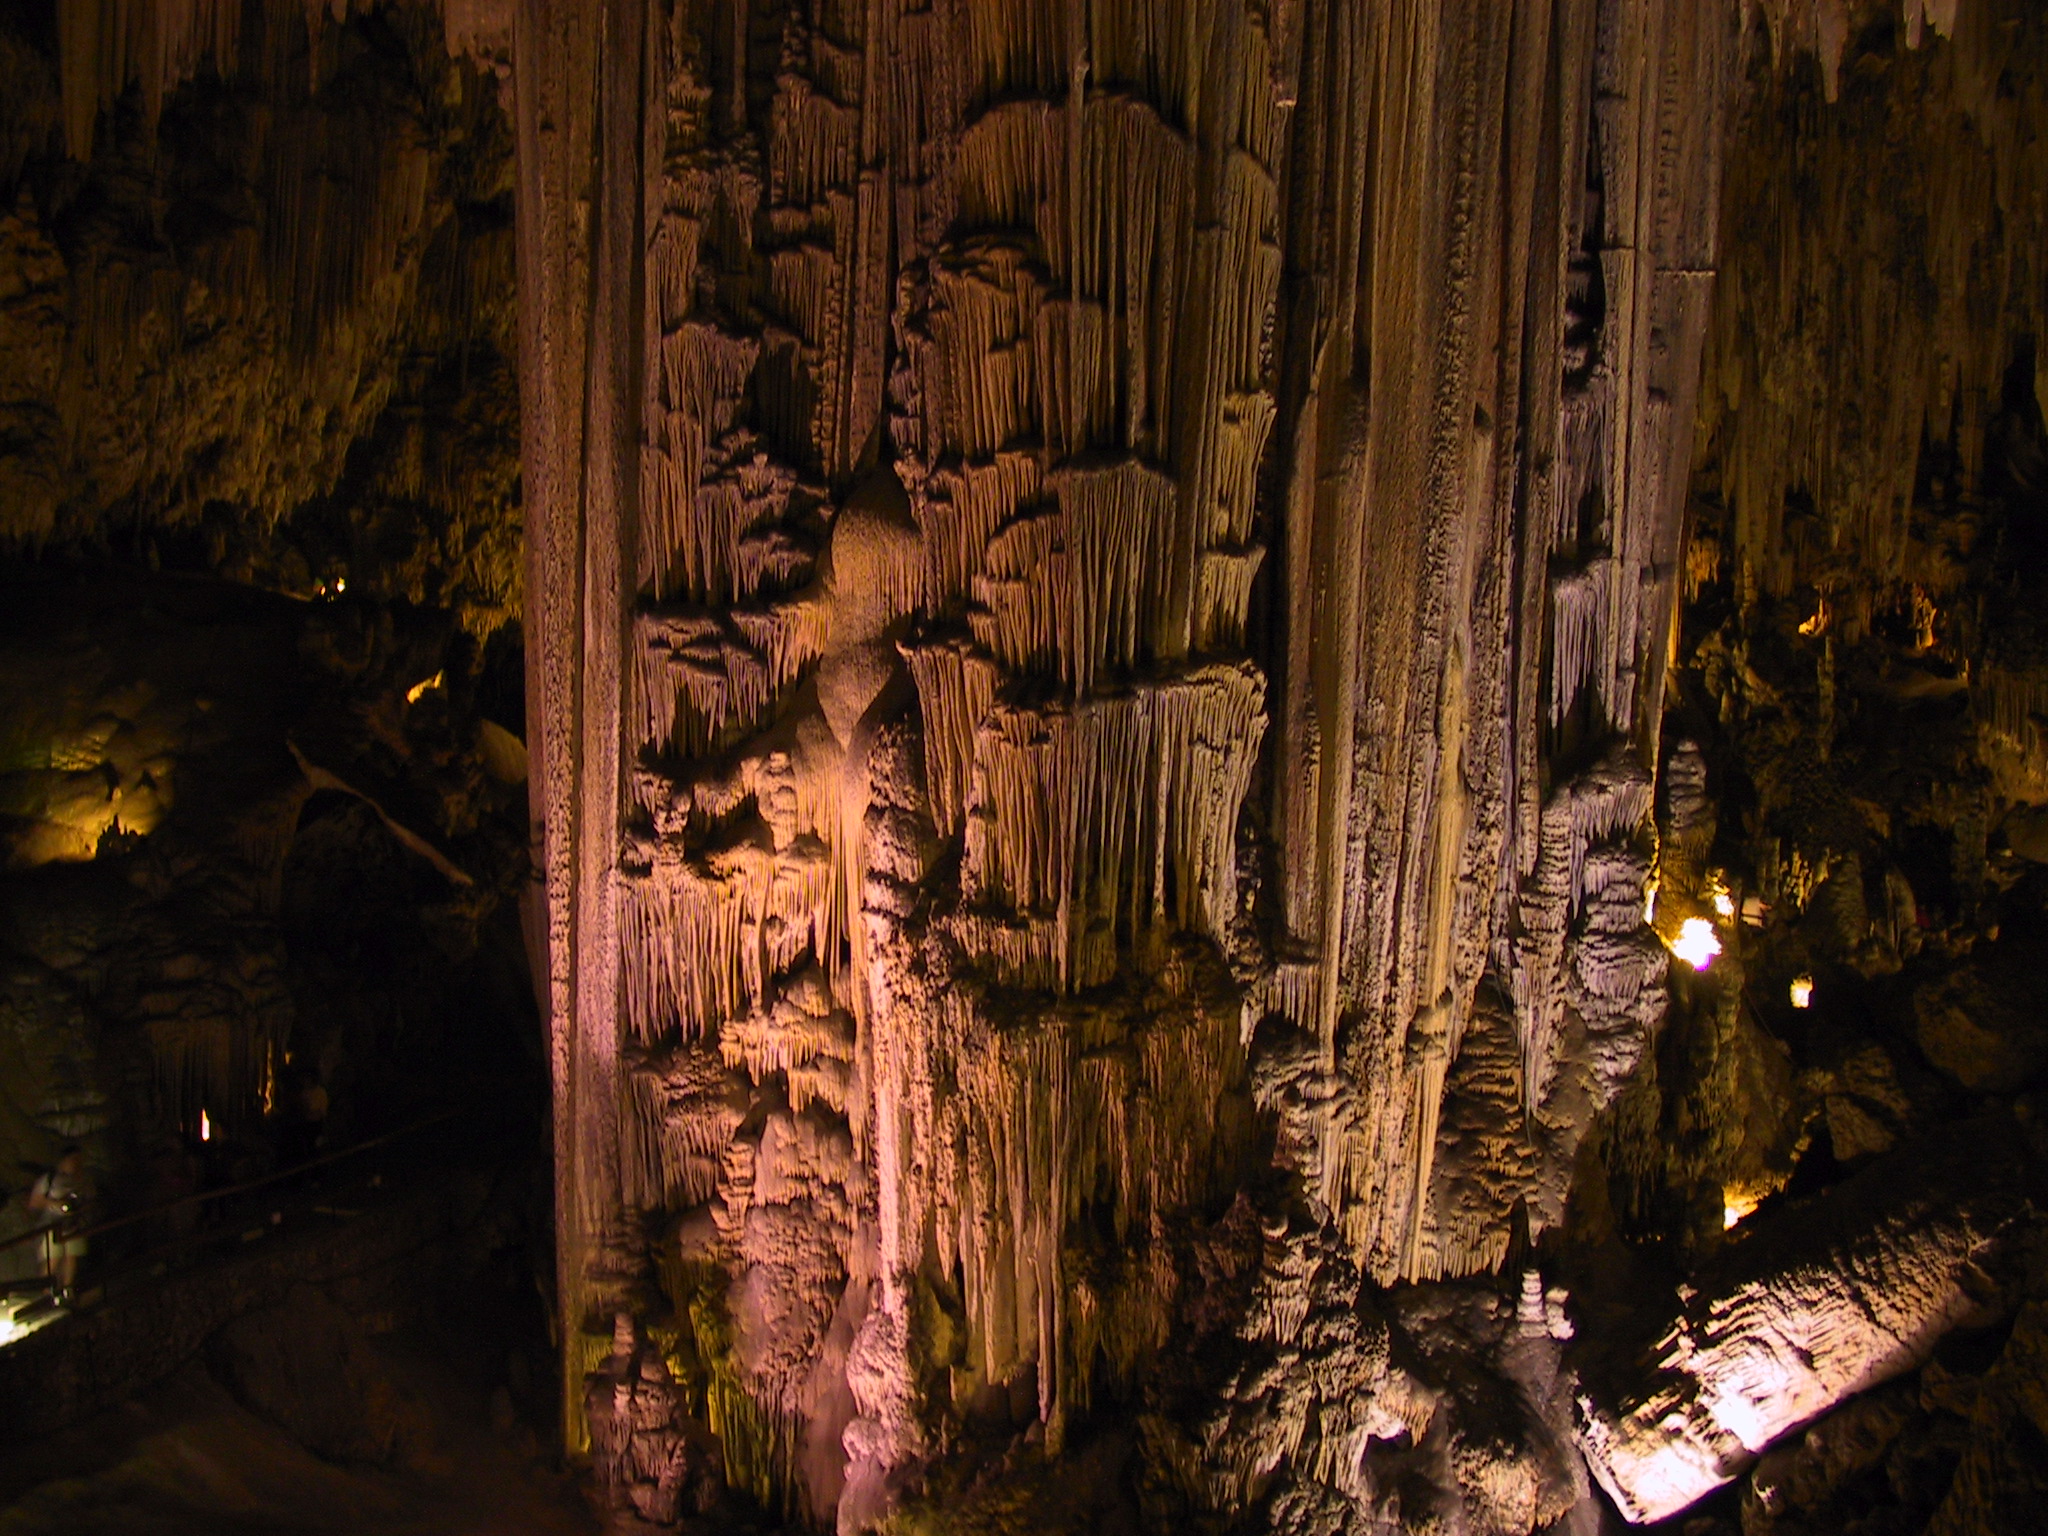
512,0,1737,1521
514,0,640,1445
1265,0,1730,1287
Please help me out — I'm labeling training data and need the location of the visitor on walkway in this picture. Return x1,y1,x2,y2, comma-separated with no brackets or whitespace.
26,1147,89,1299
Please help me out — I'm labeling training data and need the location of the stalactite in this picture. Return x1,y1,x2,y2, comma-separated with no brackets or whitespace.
903,455,1032,616
1416,989,1530,1280
969,457,1180,694
58,0,243,159
12,0,517,562
958,664,1265,991
623,1043,753,1211
60,2,444,353
524,0,1742,1522
900,635,1000,838
1699,0,2048,608
905,950,1245,1431
633,596,833,755
718,968,857,1117
1975,665,2048,798
641,326,776,601
620,827,836,1048
1511,748,1659,1118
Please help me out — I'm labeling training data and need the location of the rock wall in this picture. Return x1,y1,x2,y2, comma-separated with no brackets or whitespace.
516,0,1738,1525
0,0,521,634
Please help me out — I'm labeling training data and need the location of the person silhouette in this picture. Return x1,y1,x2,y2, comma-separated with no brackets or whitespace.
26,1147,89,1299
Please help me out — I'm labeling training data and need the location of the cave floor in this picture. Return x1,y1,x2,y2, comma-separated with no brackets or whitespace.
0,1333,597,1536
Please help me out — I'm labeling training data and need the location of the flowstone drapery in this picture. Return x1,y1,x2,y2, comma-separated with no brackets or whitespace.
513,0,1733,1524
493,0,2048,1528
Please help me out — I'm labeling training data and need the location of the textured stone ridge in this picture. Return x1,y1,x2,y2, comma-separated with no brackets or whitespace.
1575,1120,2029,1523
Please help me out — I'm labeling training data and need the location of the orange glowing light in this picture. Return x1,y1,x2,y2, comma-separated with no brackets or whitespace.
1789,975,1814,1009
1723,1188,1761,1229
199,1109,211,1142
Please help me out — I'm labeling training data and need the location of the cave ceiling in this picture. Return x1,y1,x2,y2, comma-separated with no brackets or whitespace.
7,0,2048,1533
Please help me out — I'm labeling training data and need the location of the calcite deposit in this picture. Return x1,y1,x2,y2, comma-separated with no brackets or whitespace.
12,2,2048,1534
515,0,1729,1523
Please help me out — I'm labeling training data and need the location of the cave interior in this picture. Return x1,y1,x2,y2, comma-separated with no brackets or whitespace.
3,2,2048,1534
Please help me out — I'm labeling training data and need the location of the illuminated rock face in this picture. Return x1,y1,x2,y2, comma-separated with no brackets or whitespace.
512,0,1731,1522
1576,1126,2028,1524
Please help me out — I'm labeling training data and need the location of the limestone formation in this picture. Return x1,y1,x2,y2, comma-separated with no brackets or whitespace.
513,0,1739,1524
14,3,2048,1535
587,1313,728,1527
1575,1121,2029,1523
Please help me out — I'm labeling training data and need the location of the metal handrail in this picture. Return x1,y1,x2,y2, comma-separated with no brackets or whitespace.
0,1107,468,1259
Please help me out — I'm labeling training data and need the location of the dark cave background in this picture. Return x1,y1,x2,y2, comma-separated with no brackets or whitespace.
0,2,578,1529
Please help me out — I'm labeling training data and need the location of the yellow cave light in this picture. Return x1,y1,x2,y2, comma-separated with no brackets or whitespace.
1790,975,1814,1009
1703,870,1737,920
1798,594,1830,637
406,671,445,705
199,1108,211,1142
0,1298,60,1348
1723,1187,1762,1230
1670,917,1722,971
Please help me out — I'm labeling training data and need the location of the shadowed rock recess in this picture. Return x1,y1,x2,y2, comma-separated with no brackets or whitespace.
7,0,2048,1533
